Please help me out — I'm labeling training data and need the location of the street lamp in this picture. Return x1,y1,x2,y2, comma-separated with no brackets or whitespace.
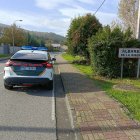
12,19,23,53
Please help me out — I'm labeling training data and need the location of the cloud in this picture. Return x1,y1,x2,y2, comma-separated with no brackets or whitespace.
78,0,94,4
35,0,119,23
35,0,120,11
35,0,74,9
35,0,58,9
0,0,120,36
0,10,41,27
0,9,69,35
59,6,93,18
35,0,100,10
59,6,117,25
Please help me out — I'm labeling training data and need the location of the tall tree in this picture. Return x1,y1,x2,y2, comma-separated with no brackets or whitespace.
0,24,27,46
67,13,102,59
118,0,138,37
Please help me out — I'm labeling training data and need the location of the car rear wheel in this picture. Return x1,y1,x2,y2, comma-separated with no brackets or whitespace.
47,81,53,90
4,84,13,90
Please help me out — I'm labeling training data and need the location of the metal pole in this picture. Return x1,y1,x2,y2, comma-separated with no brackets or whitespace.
121,58,124,79
137,59,140,78
136,0,140,78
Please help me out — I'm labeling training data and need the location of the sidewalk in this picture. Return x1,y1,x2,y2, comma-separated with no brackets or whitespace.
57,55,140,140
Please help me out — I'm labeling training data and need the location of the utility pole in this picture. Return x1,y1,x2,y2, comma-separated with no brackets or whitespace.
136,0,140,78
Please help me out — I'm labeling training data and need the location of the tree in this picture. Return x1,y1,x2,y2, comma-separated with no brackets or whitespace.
46,39,53,51
118,0,138,37
67,13,102,59
27,32,46,47
40,39,45,47
0,24,27,46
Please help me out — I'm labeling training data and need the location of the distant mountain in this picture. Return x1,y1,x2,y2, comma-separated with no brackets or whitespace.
0,23,9,33
28,31,65,43
0,23,9,28
0,23,65,43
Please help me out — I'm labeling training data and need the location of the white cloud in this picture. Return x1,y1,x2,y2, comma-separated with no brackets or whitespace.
59,6,117,25
35,0,120,10
0,10,40,27
59,6,93,18
0,9,69,35
77,0,96,5
35,0,102,10
35,0,119,24
35,0,74,9
0,0,120,36
35,0,58,9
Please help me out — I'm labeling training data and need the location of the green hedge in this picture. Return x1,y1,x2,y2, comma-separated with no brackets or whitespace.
88,26,140,78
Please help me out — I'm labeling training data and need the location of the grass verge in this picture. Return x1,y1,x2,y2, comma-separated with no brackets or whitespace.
62,53,140,121
0,54,10,58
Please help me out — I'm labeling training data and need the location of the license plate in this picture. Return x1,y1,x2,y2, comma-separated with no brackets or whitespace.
20,66,36,71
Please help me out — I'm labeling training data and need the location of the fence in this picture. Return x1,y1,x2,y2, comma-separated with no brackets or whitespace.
0,45,21,54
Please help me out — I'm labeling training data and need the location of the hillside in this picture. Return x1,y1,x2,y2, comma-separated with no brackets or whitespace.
0,23,9,33
0,23,65,43
28,31,65,43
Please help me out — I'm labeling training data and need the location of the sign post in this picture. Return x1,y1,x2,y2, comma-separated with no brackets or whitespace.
137,59,140,78
121,58,124,79
119,48,140,79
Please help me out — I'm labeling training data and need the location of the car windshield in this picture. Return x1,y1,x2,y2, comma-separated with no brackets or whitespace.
11,52,48,60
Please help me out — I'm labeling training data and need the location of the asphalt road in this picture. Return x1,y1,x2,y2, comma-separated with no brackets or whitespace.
0,60,56,140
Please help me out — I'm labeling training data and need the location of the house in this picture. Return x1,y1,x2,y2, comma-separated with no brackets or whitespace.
51,44,61,51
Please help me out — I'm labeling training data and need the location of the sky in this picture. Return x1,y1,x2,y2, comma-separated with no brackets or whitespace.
0,0,120,36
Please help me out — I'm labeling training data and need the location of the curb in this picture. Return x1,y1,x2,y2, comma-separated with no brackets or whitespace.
58,66,81,140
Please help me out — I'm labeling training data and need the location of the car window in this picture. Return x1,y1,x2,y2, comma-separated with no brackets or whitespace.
11,52,48,60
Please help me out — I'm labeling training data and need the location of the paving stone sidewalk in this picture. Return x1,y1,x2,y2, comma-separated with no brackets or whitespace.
57,55,140,140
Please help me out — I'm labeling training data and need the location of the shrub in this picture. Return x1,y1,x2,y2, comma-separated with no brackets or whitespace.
88,26,140,78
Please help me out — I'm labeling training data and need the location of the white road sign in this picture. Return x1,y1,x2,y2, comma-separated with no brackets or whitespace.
119,48,140,58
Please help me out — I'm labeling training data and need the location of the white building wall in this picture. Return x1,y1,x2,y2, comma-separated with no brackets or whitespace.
10,46,21,54
0,47,3,54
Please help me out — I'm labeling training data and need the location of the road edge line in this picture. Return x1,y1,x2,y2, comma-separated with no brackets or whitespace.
52,80,55,121
52,72,57,140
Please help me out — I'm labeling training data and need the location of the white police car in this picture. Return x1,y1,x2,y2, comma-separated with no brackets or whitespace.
3,50,55,90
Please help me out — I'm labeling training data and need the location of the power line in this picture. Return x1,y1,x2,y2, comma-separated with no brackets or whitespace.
94,0,106,15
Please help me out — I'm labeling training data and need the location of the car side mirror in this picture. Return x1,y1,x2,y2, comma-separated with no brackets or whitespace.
51,58,56,61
